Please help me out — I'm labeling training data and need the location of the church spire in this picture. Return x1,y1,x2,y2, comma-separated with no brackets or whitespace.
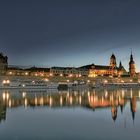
119,61,122,69
129,50,136,77
130,49,134,62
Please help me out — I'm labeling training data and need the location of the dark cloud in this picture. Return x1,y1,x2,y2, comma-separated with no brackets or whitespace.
0,0,140,70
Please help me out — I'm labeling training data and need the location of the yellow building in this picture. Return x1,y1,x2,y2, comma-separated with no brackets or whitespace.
6,67,50,77
81,54,127,77
50,67,88,77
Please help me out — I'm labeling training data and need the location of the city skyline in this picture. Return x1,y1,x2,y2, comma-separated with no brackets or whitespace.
0,0,140,71
1,50,136,72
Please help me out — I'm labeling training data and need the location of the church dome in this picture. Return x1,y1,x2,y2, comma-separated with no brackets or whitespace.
111,53,116,59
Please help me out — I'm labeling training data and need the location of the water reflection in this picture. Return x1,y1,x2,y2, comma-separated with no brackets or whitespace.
0,88,140,123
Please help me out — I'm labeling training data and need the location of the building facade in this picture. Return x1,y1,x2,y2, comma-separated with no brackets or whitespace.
50,67,89,77
81,54,127,77
6,67,50,77
109,54,117,76
2,52,137,78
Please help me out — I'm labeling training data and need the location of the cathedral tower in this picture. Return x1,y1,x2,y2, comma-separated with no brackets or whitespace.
110,53,117,68
109,53,117,76
129,51,136,77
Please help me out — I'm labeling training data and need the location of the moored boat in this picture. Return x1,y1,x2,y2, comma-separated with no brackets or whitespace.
0,79,58,89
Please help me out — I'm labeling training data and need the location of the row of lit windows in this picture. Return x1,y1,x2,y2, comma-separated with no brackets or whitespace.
51,70,88,75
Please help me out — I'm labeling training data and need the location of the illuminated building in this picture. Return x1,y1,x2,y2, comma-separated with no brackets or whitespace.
6,66,50,77
1,52,137,78
118,61,126,77
81,53,127,77
50,67,88,77
129,51,136,77
109,53,117,76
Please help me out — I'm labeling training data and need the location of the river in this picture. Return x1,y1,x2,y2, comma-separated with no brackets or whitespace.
0,88,140,140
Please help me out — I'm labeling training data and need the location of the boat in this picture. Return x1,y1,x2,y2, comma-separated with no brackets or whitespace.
0,79,58,90
91,82,140,89
58,82,89,90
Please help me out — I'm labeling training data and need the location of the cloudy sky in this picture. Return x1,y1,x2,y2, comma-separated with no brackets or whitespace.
0,0,140,71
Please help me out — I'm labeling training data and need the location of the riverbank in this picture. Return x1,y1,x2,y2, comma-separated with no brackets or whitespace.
0,75,140,90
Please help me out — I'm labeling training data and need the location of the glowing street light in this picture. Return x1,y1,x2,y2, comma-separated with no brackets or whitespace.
2,80,10,85
9,71,12,75
104,80,108,84
25,72,28,75
2,80,6,84
44,78,49,82
79,74,82,77
69,74,73,77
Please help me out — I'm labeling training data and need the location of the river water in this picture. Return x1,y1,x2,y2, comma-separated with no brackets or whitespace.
0,88,140,140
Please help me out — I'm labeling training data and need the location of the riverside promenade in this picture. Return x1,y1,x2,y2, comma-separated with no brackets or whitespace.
0,75,139,89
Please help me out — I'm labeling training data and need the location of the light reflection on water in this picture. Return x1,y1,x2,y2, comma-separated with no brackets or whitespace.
0,88,140,140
